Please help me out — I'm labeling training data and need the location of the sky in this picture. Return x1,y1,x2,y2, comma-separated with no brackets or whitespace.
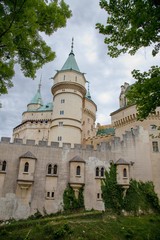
0,0,159,138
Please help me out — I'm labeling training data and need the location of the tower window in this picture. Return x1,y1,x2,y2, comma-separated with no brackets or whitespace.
152,141,159,152
63,75,65,80
59,122,63,126
58,136,62,141
123,168,127,178
76,166,81,176
60,110,64,115
75,76,77,82
47,192,50,197
24,162,29,172
61,99,65,103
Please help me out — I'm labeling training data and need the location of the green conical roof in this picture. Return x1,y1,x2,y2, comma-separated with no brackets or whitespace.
61,51,80,72
29,81,43,105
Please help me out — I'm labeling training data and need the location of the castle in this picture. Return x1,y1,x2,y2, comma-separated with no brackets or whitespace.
0,42,160,220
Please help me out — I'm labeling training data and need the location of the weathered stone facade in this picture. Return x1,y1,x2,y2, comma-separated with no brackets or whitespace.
0,125,158,220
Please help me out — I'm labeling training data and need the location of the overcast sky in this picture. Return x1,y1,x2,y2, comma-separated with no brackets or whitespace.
0,0,159,138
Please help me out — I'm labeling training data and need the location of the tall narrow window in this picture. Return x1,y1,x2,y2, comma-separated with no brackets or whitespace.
24,162,29,172
76,166,81,175
2,161,6,171
63,75,65,80
48,164,52,174
96,167,99,177
152,141,159,152
101,167,104,177
123,168,127,178
53,165,57,175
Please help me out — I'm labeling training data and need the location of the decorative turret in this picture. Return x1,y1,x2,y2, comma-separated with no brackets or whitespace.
27,77,43,111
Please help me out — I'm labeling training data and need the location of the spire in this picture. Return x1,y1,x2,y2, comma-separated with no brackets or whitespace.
29,76,43,105
70,37,74,55
61,38,80,72
86,81,92,100
38,74,42,92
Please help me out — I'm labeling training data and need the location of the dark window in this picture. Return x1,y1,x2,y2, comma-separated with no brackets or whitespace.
51,192,54,198
47,192,50,197
48,164,52,174
101,167,104,177
76,166,81,175
152,141,159,152
53,165,57,175
97,193,100,199
60,110,64,115
58,136,62,141
123,168,127,178
96,167,99,177
24,162,29,172
2,161,6,171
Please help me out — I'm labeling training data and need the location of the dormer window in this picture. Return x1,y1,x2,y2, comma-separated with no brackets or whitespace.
24,162,29,172
123,168,127,178
76,166,81,176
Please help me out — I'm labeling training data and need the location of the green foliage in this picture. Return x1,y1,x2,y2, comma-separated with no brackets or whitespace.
63,184,84,211
96,0,160,58
96,0,160,119
126,66,160,120
0,0,72,95
101,165,160,215
101,164,124,214
124,180,160,214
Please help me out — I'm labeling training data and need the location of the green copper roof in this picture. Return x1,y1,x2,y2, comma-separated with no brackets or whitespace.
96,128,115,136
29,90,43,105
61,52,80,72
37,102,53,111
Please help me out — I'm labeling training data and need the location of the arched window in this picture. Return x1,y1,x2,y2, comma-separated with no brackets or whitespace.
48,164,52,174
101,167,104,177
123,168,127,178
2,161,6,171
53,165,57,175
96,167,99,177
76,166,81,175
24,162,29,172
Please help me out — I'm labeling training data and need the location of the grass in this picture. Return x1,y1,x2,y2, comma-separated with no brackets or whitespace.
0,211,160,240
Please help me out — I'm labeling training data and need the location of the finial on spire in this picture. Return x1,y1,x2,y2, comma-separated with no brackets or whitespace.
38,74,42,92
71,37,74,54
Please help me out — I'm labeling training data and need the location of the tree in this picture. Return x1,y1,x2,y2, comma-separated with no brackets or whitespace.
0,0,71,95
96,0,160,119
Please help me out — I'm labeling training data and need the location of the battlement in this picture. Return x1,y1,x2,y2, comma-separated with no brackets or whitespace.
0,126,144,152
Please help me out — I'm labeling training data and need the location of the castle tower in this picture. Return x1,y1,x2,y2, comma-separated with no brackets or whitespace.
49,39,87,146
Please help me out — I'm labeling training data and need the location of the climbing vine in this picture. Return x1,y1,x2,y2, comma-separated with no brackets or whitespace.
101,164,160,214
63,184,84,211
101,164,124,214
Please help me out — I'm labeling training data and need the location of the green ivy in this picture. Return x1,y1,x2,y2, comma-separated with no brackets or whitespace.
101,164,124,214
63,184,84,211
102,165,160,215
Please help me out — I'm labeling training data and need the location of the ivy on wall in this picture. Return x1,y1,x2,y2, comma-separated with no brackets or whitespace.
63,184,84,211
101,164,124,214
102,164,160,214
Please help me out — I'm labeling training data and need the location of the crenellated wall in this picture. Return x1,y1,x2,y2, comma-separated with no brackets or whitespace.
0,126,159,220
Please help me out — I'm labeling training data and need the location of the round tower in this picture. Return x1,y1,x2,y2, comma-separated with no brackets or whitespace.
49,40,86,146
